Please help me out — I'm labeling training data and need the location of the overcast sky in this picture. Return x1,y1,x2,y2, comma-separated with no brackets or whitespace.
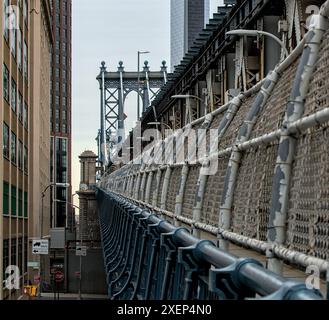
72,0,224,200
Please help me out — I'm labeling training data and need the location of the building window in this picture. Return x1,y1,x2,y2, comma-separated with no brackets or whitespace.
18,140,23,170
11,238,17,266
11,78,17,113
24,237,28,272
11,185,17,216
55,95,60,107
62,42,67,55
24,102,28,129
3,0,9,41
62,96,66,108
3,63,9,102
3,123,10,159
62,124,67,134
24,146,28,174
11,131,17,164
18,238,23,271
3,240,9,282
10,28,16,58
18,93,23,122
3,182,9,215
18,29,22,71
23,0,28,25
62,139,67,152
24,192,28,218
18,190,23,218
23,41,28,80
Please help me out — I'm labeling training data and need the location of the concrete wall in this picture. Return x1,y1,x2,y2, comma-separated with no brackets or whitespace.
67,248,107,295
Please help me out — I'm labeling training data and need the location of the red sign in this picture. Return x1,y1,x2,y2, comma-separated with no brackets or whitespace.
34,275,41,284
54,271,65,283
75,271,81,278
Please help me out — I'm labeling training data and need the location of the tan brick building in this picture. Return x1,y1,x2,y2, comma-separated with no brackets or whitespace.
0,0,53,300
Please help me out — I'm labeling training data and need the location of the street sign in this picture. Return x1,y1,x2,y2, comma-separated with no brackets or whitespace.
28,261,40,268
54,271,65,283
76,245,87,256
32,240,49,255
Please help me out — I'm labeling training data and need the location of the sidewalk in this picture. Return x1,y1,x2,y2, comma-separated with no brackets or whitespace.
21,293,108,301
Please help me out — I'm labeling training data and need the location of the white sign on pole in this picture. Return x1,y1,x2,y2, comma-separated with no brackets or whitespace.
32,240,49,255
27,261,40,268
76,245,87,256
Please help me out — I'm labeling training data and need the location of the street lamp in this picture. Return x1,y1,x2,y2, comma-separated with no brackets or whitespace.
171,95,203,124
137,51,150,120
226,29,289,59
147,122,172,130
171,94,202,102
54,199,82,300
38,182,70,299
147,122,173,140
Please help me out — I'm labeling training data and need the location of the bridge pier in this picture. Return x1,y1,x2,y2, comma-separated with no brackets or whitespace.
69,151,106,296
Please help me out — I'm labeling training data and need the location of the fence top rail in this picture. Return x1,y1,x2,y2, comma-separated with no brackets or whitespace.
97,188,323,301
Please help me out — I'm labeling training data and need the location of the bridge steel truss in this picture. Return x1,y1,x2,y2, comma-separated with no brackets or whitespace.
97,189,322,300
99,1,329,300
142,0,276,126
96,61,168,165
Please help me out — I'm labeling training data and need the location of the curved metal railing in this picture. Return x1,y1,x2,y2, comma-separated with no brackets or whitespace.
97,188,322,301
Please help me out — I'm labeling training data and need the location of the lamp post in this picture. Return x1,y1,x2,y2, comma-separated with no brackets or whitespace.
226,29,289,59
171,95,203,124
147,122,172,140
137,51,150,120
38,182,70,299
54,199,81,299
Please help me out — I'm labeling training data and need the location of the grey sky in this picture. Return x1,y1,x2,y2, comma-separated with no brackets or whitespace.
72,0,223,197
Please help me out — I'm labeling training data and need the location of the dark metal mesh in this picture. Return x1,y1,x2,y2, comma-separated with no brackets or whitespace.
231,144,278,240
184,122,203,159
251,59,299,139
157,170,165,206
220,94,257,149
304,29,329,116
149,172,158,205
286,127,329,259
201,156,230,226
181,165,201,219
166,167,182,213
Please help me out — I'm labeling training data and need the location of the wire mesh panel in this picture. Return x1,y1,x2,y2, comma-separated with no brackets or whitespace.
166,167,182,213
286,127,329,259
157,170,165,206
184,122,203,159
231,144,278,240
251,60,299,139
202,156,230,226
149,171,158,204
304,29,329,116
181,165,201,219
220,94,258,149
